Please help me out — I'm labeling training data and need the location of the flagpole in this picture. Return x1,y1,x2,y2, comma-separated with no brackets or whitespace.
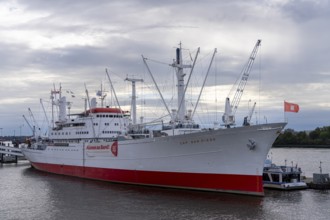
283,100,286,123
284,100,299,122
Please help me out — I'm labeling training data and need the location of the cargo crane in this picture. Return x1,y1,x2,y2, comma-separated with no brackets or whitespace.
22,114,35,136
222,39,261,127
243,101,256,126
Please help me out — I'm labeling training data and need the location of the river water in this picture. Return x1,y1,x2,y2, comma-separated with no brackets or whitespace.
1,148,330,220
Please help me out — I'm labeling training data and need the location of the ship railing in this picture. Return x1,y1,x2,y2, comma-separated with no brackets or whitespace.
162,123,200,131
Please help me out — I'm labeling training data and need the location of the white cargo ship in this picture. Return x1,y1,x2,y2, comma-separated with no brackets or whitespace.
21,42,286,196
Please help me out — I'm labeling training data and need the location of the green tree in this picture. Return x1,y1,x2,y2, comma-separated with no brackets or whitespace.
274,126,330,147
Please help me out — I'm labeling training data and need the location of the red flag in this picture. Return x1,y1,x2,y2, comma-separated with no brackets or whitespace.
284,101,299,113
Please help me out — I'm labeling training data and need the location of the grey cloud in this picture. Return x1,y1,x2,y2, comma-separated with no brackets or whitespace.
1,0,330,134
281,0,330,22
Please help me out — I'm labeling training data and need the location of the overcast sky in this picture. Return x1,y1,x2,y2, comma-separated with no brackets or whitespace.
1,0,330,136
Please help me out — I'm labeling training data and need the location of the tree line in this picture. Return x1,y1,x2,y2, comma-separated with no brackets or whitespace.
274,126,330,147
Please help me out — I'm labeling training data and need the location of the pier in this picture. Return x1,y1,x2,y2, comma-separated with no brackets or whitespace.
0,145,24,163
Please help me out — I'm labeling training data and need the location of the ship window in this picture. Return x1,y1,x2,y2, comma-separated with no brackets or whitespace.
263,173,270,182
271,174,280,182
283,175,291,183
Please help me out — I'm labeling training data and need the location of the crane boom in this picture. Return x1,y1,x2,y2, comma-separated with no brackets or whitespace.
243,102,256,126
222,39,261,127
22,115,34,134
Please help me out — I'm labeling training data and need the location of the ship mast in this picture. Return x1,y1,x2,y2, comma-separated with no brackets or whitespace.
50,83,62,129
142,43,215,124
125,77,143,125
171,43,192,122
97,83,107,107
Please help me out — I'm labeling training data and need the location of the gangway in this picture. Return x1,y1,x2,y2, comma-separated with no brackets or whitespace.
0,145,24,157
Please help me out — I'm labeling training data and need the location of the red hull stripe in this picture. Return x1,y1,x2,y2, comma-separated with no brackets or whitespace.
31,162,264,195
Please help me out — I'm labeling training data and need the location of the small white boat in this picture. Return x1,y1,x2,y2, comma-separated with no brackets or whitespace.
263,159,307,190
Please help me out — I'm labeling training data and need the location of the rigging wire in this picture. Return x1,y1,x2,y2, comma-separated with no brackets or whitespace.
143,57,170,66
214,53,218,124
258,44,262,125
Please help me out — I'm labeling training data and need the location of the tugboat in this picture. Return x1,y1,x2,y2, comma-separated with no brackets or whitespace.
263,159,307,190
307,161,330,190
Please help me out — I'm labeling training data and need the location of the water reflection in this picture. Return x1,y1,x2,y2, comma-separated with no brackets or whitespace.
20,167,266,220
2,155,330,220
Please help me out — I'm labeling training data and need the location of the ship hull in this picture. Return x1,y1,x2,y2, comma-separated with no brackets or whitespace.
22,122,286,196
31,162,263,195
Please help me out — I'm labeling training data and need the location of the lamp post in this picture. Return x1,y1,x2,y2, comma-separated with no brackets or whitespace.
19,125,24,136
